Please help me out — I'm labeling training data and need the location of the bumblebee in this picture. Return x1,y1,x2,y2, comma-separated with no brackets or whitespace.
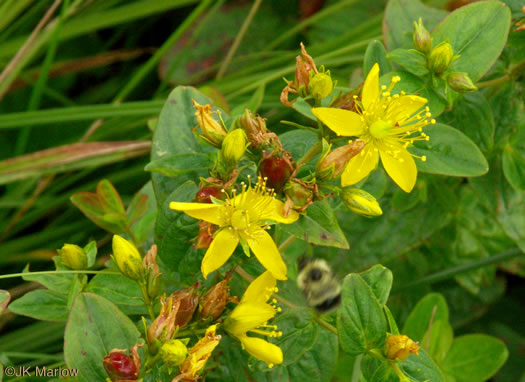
296,257,341,313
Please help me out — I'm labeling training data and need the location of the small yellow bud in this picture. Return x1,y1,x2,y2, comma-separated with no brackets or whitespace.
342,188,382,217
160,339,188,367
447,72,477,92
192,100,227,147
413,18,432,53
221,129,247,164
58,244,88,270
428,41,454,74
112,235,143,280
385,334,420,361
308,72,334,99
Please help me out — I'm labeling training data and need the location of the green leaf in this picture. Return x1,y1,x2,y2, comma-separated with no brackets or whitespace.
360,264,393,305
364,40,392,77
281,200,349,249
291,97,317,121
401,348,445,382
96,179,126,215
155,181,199,270
503,144,525,191
361,355,398,382
337,274,387,355
8,290,68,321
383,0,448,50
412,123,489,177
451,92,495,152
432,1,511,81
83,241,97,268
145,153,213,177
70,192,126,234
64,293,141,382
422,320,454,365
86,272,148,315
129,182,158,246
229,84,265,118
0,290,10,314
402,293,449,342
388,49,429,76
279,130,319,166
441,334,509,382
150,86,218,205
273,309,318,366
380,71,447,117
384,306,400,335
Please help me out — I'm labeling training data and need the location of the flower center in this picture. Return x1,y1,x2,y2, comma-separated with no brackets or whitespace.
369,119,391,139
231,209,250,230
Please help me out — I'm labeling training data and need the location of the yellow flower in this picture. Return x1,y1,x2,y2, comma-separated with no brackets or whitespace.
312,63,435,193
225,271,283,367
170,178,299,280
174,325,221,381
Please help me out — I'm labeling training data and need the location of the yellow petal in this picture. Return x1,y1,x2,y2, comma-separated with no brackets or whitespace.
228,303,276,336
341,145,379,187
379,144,417,193
311,108,365,137
201,228,239,279
245,230,287,280
387,95,427,122
362,63,380,110
260,198,299,224
239,335,283,366
241,271,276,305
169,202,226,226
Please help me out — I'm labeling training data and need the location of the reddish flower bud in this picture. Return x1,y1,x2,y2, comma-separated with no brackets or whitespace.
200,278,231,321
171,287,199,329
195,186,221,204
103,350,139,381
259,156,293,192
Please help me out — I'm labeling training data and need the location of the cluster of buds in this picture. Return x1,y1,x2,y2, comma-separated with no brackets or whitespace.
58,243,88,270
192,100,227,148
280,43,334,106
147,286,199,354
413,18,475,92
103,345,142,381
384,334,420,362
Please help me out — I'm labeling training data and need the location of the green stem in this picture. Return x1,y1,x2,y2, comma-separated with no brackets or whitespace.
314,316,338,334
393,248,523,293
476,75,511,89
215,0,263,79
138,280,156,321
0,270,119,280
278,235,296,252
280,120,318,133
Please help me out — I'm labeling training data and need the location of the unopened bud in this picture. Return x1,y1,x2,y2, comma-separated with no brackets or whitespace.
342,188,382,217
221,129,247,164
237,109,270,148
171,287,199,329
58,244,88,270
200,279,230,321
148,296,179,349
160,339,188,367
413,18,432,53
447,72,477,92
428,42,454,74
143,244,162,299
112,235,143,280
308,72,334,99
259,156,293,192
317,141,365,180
192,100,227,148
284,181,313,209
103,350,139,381
385,334,420,361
